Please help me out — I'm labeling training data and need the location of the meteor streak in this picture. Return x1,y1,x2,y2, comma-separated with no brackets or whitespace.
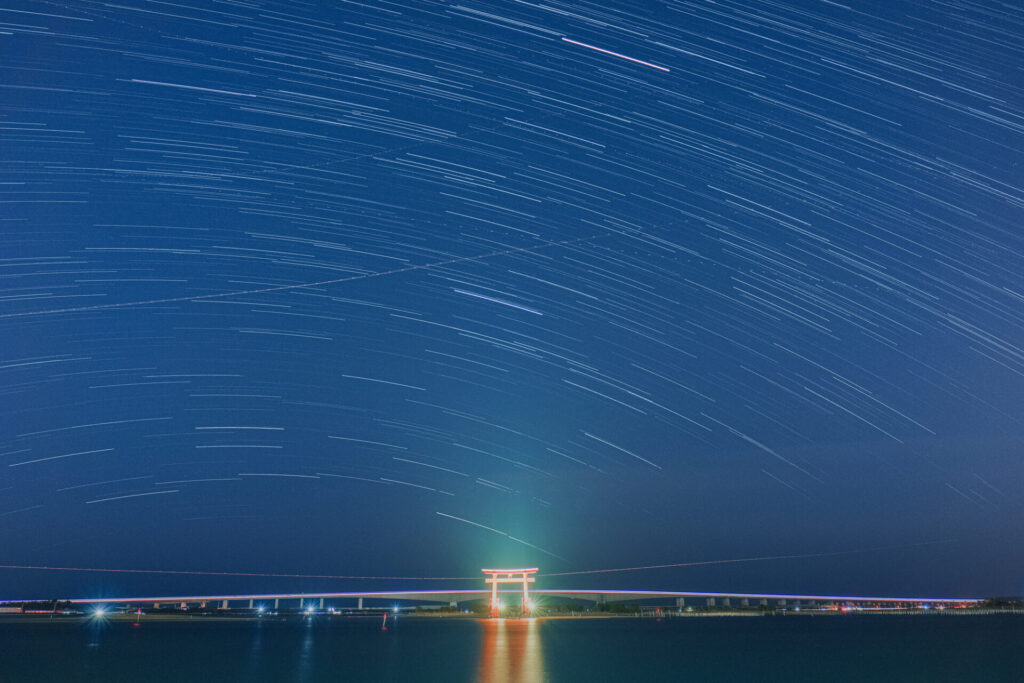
540,540,958,577
0,235,601,319
0,564,476,581
561,37,670,72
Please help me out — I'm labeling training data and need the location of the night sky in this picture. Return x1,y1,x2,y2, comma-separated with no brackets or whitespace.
2,0,1022,601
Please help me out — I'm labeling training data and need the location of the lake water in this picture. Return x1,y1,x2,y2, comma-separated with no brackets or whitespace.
0,614,1019,682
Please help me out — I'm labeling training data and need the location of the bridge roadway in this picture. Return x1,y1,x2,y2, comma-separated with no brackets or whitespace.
56,589,981,609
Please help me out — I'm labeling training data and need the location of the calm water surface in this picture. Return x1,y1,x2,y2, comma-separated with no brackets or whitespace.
0,614,1019,682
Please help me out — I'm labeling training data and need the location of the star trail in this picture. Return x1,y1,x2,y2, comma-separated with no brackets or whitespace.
1,0,1022,599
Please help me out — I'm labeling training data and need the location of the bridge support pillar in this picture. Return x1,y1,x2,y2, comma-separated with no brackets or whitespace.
721,598,731,607
153,603,160,609
759,599,768,607
273,599,279,609
180,602,187,610
706,598,716,607
358,598,363,610
675,597,685,609
778,599,786,607
450,601,458,608
200,602,207,609
248,600,253,609
220,600,228,610
740,598,749,607
319,598,324,609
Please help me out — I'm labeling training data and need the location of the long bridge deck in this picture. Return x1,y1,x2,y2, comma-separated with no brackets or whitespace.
45,588,980,607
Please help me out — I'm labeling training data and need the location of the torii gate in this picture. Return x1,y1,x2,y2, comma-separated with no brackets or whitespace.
482,567,537,617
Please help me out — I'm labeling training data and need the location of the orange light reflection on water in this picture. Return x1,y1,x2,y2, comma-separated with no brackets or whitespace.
477,618,545,683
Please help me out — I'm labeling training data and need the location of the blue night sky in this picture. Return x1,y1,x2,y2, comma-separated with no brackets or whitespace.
2,0,1022,600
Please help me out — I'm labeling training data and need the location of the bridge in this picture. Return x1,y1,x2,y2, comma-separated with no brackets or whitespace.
55,588,979,612
19,568,980,613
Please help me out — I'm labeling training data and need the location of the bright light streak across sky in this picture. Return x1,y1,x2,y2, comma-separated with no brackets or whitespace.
436,512,564,559
561,37,671,72
85,490,179,505
0,234,602,319
539,540,960,577
0,564,476,581
436,512,510,537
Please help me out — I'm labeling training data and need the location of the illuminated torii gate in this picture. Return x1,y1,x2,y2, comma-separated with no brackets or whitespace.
482,568,537,617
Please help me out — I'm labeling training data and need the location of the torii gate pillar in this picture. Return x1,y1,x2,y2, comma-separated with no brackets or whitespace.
482,568,538,617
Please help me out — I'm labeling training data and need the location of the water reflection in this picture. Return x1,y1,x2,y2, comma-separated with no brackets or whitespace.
296,616,315,681
477,618,545,683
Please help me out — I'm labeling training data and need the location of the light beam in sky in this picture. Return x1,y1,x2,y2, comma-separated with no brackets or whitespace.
561,37,671,72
